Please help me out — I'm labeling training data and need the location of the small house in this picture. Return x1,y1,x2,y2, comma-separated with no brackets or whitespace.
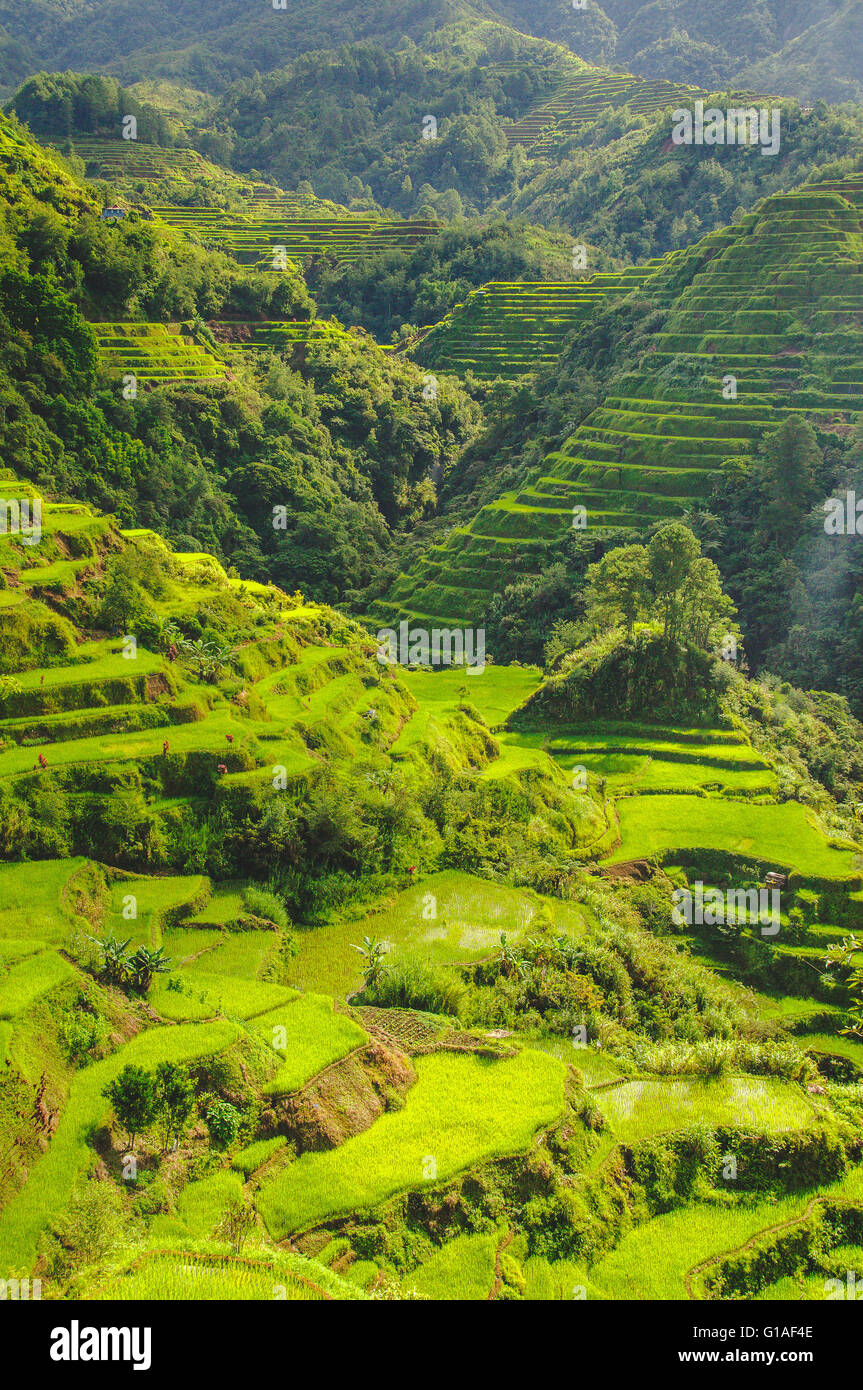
100,206,127,221
765,871,788,889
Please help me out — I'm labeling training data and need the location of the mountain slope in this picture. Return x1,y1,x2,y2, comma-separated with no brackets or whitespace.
2,0,862,101
379,177,863,629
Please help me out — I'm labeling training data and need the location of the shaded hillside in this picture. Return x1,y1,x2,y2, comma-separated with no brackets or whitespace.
4,0,861,102
378,177,863,629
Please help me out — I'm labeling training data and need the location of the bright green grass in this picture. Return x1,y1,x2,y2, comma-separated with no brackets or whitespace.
9,642,162,690
594,1076,817,1143
187,886,246,924
249,995,367,1095
555,749,775,794
256,1048,566,1238
286,870,589,996
404,1228,501,1299
106,1253,330,1301
105,875,209,949
0,705,252,778
150,971,296,1022
523,1256,604,1301
392,666,541,753
587,1165,863,1300
0,1020,240,1272
232,1136,287,1177
753,1273,834,1300
175,1171,244,1240
803,1033,863,1070
478,730,557,780
172,929,283,980
0,949,74,1018
523,1037,628,1086
0,940,43,961
610,796,857,878
0,858,87,943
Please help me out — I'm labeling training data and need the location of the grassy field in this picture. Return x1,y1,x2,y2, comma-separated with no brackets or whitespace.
249,995,367,1095
0,859,88,943
588,1165,863,1300
594,1076,818,1143
255,1048,566,1238
102,1250,353,1300
286,870,589,996
0,1020,241,1272
610,796,857,878
0,949,75,1019
150,970,296,1022
392,666,541,750
404,1228,501,1299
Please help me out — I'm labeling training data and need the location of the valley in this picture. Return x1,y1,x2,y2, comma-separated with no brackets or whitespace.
0,0,863,1319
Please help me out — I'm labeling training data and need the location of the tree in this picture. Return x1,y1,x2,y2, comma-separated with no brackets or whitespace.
126,945,171,994
496,932,526,980
584,545,650,633
681,556,738,652
351,934,389,989
154,1062,196,1152
218,1196,256,1253
647,522,701,638
759,418,820,551
88,932,131,987
823,935,863,1040
582,525,737,652
104,1065,158,1149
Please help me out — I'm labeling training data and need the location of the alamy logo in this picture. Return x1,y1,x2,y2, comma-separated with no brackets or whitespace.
50,1321,151,1371
672,102,781,157
0,1276,41,1299
825,1270,863,1300
0,497,41,546
377,622,485,674
672,882,780,936
824,492,863,535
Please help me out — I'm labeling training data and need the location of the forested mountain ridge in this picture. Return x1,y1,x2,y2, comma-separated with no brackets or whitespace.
1,0,861,99
0,109,482,604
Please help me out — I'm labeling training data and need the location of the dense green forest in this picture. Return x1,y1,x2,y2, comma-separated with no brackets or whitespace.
2,0,861,99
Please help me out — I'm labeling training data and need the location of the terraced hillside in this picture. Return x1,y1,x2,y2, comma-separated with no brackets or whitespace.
502,67,703,154
3,468,863,1302
412,266,662,379
57,137,212,181
382,177,863,629
152,203,441,270
208,319,344,363
91,323,228,385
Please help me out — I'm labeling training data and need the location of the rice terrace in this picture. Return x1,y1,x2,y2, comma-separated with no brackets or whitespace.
2,0,863,1354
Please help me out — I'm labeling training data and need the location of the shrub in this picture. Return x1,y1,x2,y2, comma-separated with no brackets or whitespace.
207,1100,241,1148
364,957,464,1016
242,884,291,931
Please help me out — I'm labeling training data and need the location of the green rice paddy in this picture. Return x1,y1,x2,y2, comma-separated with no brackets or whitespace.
256,1048,566,1238
594,1076,818,1143
610,796,857,878
286,870,589,997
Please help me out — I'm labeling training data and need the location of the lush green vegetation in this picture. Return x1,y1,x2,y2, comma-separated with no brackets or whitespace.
2,1,863,1312
255,1049,567,1238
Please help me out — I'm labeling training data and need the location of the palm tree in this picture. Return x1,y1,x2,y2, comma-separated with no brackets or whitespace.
126,945,172,994
497,933,526,980
88,931,132,986
181,639,233,682
351,935,388,991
